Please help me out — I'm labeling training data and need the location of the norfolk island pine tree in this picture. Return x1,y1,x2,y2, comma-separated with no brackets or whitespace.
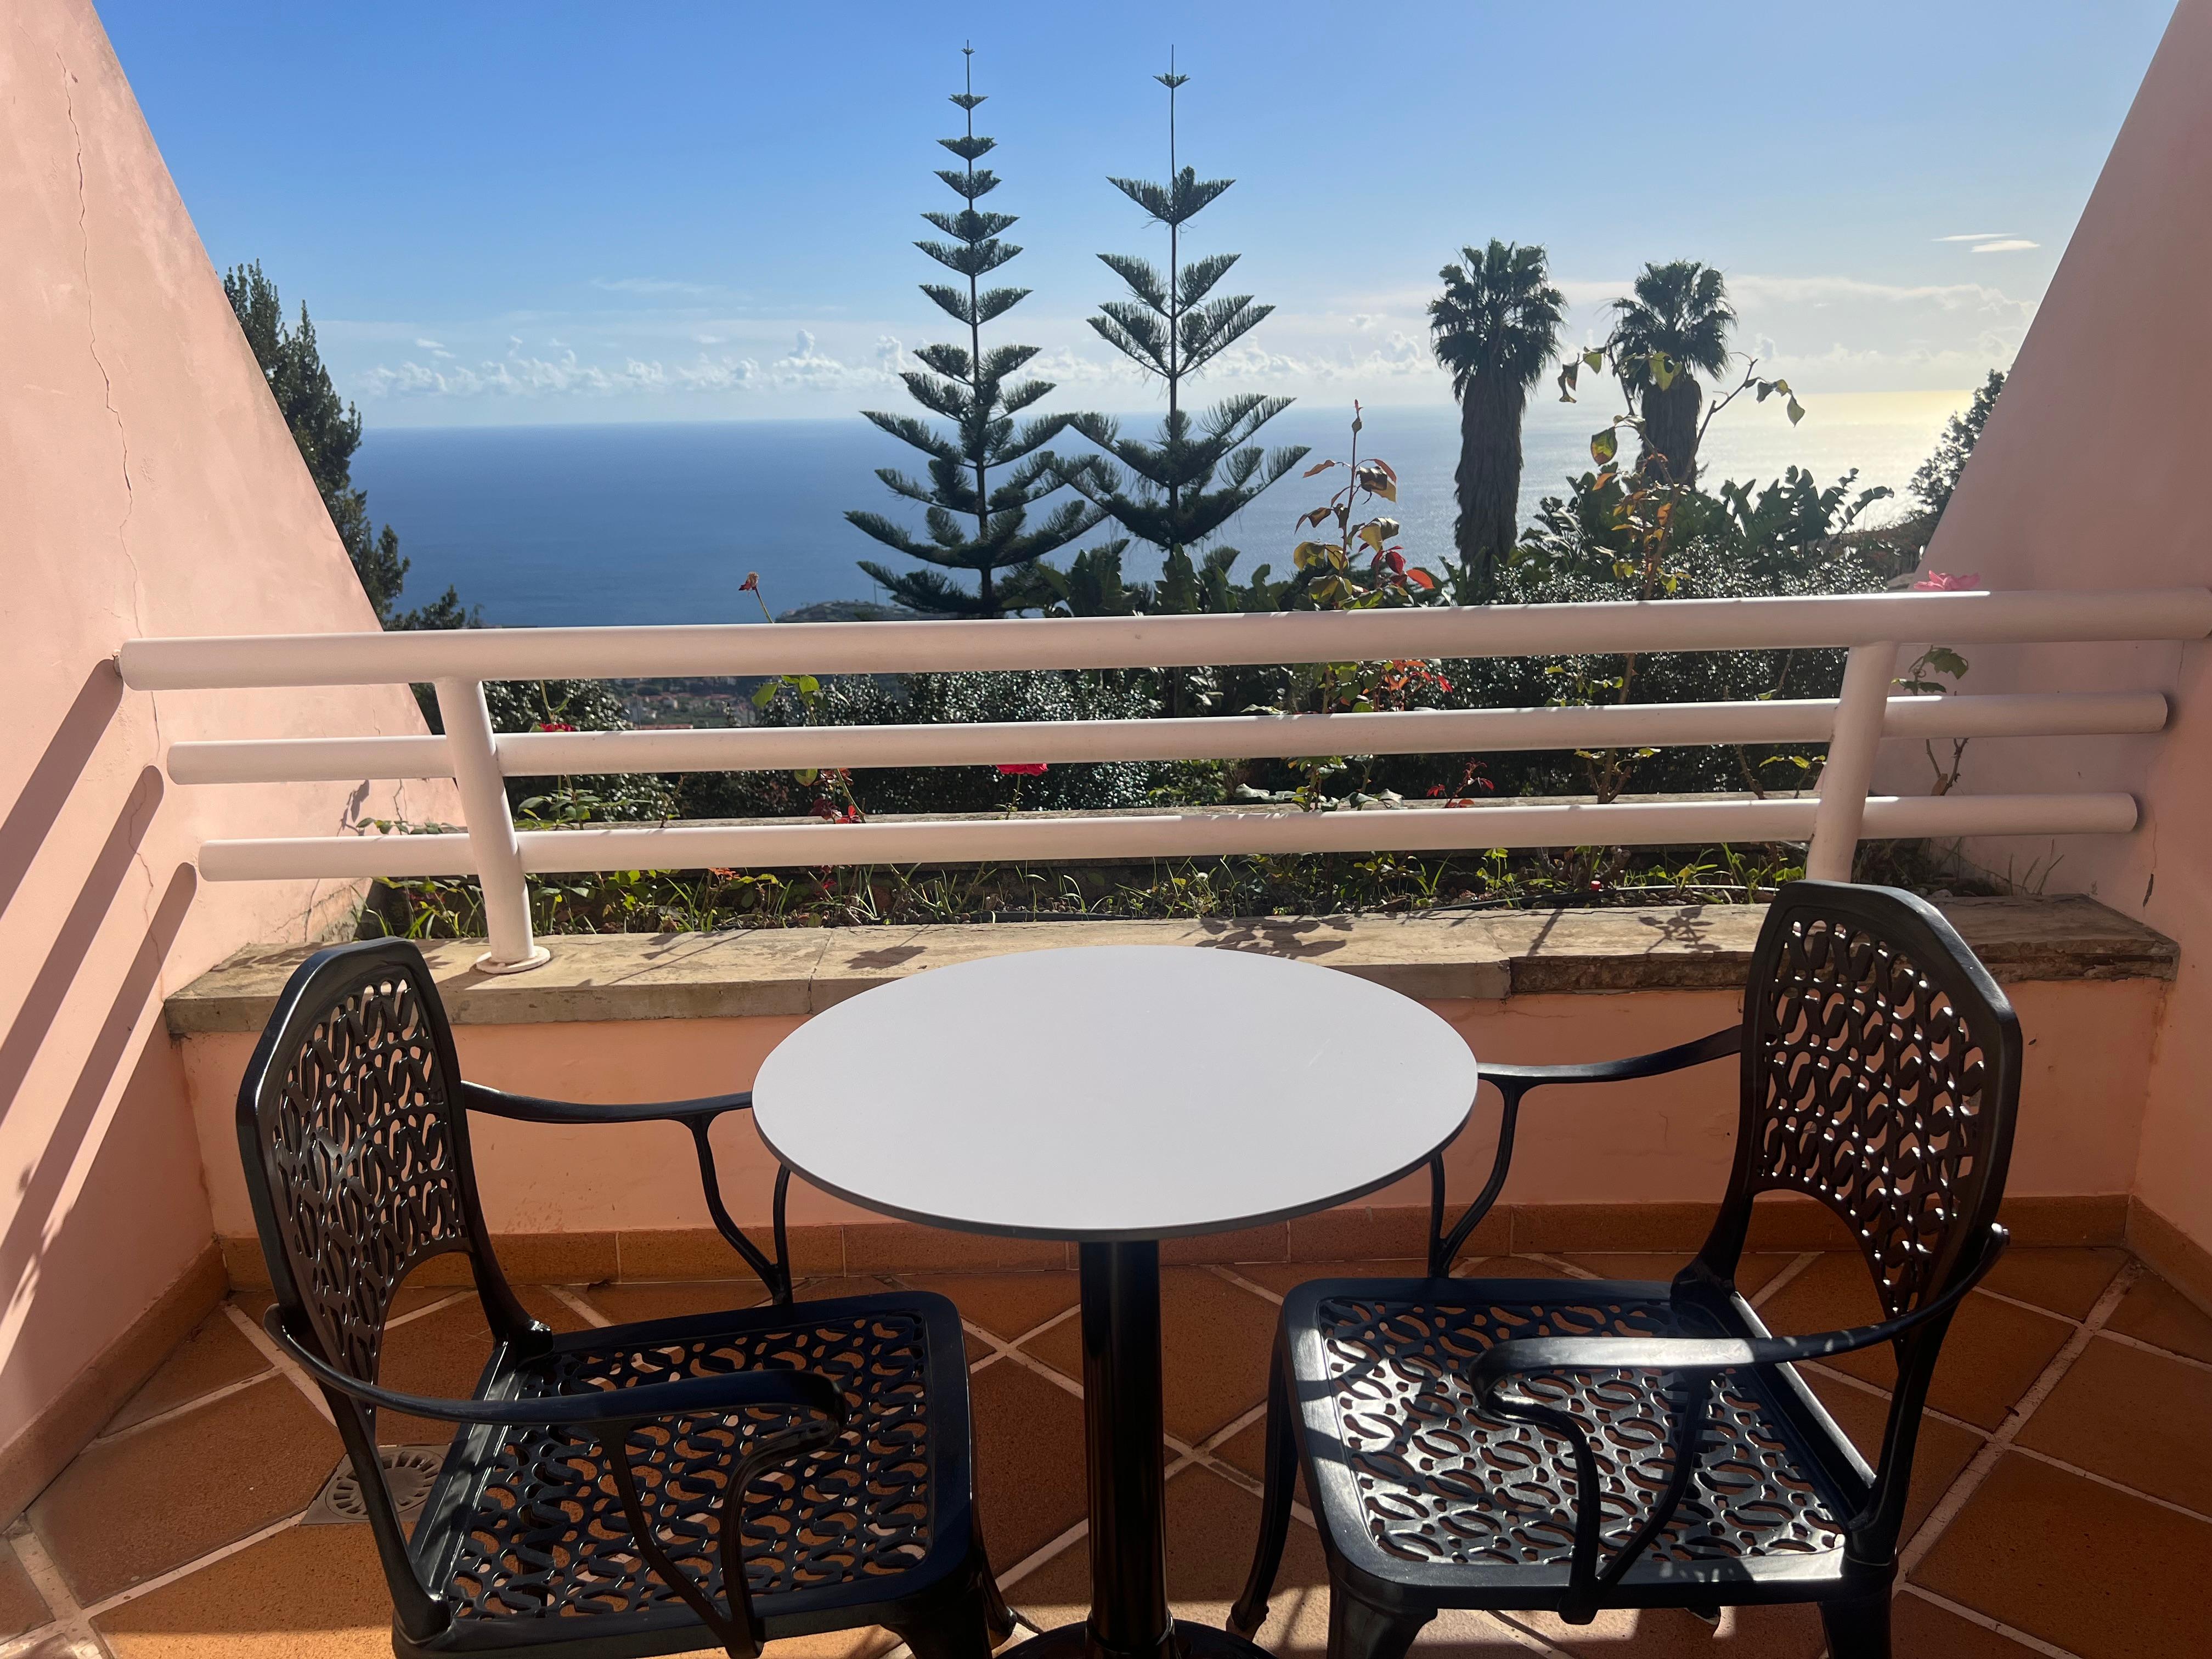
1037,58,1309,619
848,47,1103,617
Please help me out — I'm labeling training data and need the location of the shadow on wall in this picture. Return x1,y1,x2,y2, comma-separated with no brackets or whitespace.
0,664,125,924
0,864,198,1353
0,762,165,1128
0,664,207,1388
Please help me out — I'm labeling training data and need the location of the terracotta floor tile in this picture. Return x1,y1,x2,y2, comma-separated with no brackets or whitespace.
969,1357,1088,1565
1513,1601,1827,1658
893,1271,1081,1342
1894,1588,2051,1657
1757,1255,2070,1429
1209,1418,1307,1513
0,1547,49,1641
1160,1271,1283,1444
1450,1255,1581,1281
104,1311,272,1435
229,1284,455,1331
1976,1246,2128,1321
2016,1334,2212,1513
578,1278,772,1324
94,1510,890,1659
95,1521,390,1659
1222,1259,1429,1299
30,1376,338,1605
1023,1268,1281,1445
370,1286,591,1443
1011,1462,1338,1655
790,1275,907,1303
1558,1252,1801,1298
2104,1272,2212,1364
1912,1452,2210,1659
1803,1370,1984,1539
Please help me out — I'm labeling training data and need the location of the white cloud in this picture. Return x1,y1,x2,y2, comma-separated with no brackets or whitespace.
1933,232,2015,242
356,317,930,403
1970,239,2040,253
1347,313,1380,331
361,342,671,400
1726,273,2028,311
1558,278,1634,306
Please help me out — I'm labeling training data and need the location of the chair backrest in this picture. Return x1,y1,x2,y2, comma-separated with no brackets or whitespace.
235,940,531,1637
237,939,531,1381
1687,880,2020,1554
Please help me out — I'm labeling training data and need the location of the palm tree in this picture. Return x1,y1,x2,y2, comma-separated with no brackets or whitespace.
1608,260,1735,486
1427,240,1565,600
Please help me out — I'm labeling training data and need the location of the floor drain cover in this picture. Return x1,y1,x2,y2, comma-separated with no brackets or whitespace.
303,1444,447,1526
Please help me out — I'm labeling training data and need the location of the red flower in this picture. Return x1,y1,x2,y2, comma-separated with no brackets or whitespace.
810,800,861,825
739,572,760,593
534,720,578,732
1911,570,1982,591
995,763,1049,776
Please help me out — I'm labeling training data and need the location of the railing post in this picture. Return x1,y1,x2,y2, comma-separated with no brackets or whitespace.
434,678,549,973
1805,642,1900,883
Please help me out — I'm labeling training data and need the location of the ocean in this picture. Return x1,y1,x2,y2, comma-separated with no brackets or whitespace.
352,393,1970,627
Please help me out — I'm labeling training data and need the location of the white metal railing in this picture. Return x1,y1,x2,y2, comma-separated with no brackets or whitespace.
117,588,2212,973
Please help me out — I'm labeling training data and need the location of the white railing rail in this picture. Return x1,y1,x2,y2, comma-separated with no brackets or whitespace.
117,588,2212,973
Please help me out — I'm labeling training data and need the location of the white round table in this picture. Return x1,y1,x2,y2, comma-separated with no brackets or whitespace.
753,945,1479,1659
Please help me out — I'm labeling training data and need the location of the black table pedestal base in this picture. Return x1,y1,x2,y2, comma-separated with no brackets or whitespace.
1002,1242,1273,1659
997,1618,1274,1659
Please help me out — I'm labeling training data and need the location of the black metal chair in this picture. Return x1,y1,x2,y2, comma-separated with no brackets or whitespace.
1229,881,2020,1659
238,939,1011,1659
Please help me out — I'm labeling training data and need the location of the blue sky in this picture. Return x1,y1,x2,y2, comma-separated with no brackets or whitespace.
98,1,2177,426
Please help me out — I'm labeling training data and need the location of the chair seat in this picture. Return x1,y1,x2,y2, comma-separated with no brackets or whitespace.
1283,1277,1872,1607
405,1290,974,1649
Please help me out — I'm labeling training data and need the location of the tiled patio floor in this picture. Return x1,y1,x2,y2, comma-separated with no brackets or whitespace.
5,1246,2207,1659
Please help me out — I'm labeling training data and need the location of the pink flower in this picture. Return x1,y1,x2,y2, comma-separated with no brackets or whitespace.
534,720,578,732
1912,571,1982,592
995,763,1048,777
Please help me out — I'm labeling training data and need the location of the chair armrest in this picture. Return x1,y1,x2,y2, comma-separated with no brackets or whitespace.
1471,1223,2010,1397
461,1081,753,1127
1480,1025,1741,1096
263,1306,845,1429
460,1082,792,1301
1426,1026,1742,1273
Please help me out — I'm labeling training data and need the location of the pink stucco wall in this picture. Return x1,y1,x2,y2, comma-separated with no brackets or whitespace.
1,0,455,1447
1878,0,2212,1259
176,977,2165,1245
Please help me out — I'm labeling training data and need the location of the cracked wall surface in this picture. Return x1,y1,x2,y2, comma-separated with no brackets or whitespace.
0,0,459,1492
1871,1,2212,1267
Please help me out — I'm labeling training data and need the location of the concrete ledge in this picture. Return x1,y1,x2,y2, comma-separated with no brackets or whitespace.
165,894,2177,1035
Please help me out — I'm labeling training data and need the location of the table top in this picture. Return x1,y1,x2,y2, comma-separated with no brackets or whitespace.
751,944,1479,1243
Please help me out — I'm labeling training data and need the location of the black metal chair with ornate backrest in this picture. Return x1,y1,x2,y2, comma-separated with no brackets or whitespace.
1229,881,2020,1659
238,938,1011,1659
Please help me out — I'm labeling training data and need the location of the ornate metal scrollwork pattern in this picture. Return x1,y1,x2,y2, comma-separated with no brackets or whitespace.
1316,1291,1844,1569
444,1310,935,1623
261,967,469,1382
1754,915,1992,1316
